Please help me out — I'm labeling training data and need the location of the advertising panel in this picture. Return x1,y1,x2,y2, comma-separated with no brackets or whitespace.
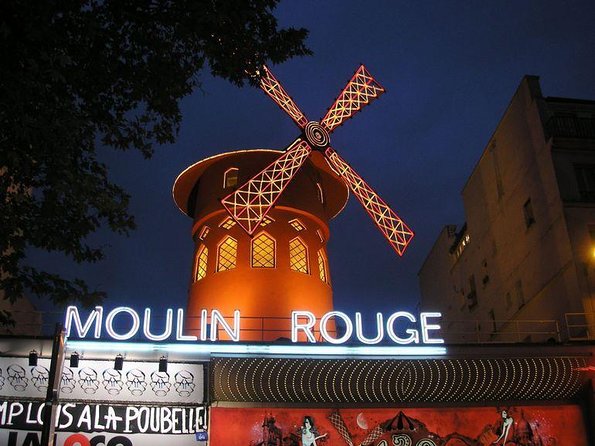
210,405,588,445
0,401,208,446
0,357,204,404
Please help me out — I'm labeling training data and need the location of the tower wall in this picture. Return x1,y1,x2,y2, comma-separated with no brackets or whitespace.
173,149,348,341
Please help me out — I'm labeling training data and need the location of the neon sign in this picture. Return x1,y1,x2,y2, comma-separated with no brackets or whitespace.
65,306,443,346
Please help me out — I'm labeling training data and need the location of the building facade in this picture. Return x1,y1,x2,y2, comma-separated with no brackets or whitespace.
419,76,595,342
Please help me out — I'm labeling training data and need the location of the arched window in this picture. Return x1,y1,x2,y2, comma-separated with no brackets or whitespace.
217,236,237,272
224,167,239,188
251,232,275,268
195,246,208,281
317,249,329,284
289,237,309,274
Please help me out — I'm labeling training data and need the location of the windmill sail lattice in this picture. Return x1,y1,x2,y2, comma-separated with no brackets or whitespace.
221,64,414,256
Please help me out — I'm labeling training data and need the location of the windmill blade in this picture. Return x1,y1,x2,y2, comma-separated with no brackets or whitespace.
324,147,413,256
259,65,309,129
221,139,312,234
320,65,385,133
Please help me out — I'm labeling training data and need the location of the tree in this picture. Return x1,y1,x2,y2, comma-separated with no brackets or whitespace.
0,0,311,325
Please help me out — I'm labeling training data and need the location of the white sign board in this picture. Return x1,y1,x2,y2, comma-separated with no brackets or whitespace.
0,358,204,404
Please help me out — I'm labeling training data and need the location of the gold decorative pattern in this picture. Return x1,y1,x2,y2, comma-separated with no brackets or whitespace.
318,249,328,283
195,246,208,281
252,232,275,268
289,238,308,274
217,237,237,272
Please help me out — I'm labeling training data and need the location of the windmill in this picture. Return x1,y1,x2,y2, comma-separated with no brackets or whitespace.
221,64,414,256
172,64,413,341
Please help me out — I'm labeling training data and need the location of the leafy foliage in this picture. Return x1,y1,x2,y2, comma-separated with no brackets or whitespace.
0,0,310,319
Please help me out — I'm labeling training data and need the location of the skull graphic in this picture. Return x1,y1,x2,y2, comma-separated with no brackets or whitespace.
7,364,28,391
150,371,171,397
174,370,195,397
31,365,50,392
78,367,99,394
61,367,75,394
126,369,147,396
102,368,123,395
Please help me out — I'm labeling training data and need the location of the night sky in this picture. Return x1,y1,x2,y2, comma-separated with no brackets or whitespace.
32,1,595,324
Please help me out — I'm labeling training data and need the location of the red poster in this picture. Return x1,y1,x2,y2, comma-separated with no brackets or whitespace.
210,405,587,445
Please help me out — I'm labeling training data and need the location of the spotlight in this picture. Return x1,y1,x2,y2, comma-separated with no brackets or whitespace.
70,352,80,368
114,354,124,371
159,356,168,373
29,350,38,367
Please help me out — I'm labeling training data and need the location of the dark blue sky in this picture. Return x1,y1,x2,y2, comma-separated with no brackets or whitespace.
33,1,595,322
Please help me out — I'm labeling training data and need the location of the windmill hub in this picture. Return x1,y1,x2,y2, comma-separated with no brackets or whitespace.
304,121,330,149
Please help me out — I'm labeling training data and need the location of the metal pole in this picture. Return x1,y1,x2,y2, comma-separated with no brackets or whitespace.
41,323,66,446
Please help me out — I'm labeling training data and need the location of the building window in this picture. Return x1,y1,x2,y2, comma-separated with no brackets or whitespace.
217,236,237,272
489,309,497,333
574,164,595,201
316,229,325,243
195,246,208,281
289,237,309,274
260,216,274,227
252,232,275,268
219,217,236,229
467,275,477,309
523,198,535,228
515,280,525,309
198,226,210,241
224,167,239,188
289,218,305,232
317,250,329,284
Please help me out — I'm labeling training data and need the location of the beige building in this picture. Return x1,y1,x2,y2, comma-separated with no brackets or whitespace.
419,76,595,343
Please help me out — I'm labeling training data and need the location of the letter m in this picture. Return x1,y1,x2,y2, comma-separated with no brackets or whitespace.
64,306,103,339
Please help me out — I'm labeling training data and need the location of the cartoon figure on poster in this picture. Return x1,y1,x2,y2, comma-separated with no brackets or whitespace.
300,416,327,446
493,409,514,445
256,415,283,446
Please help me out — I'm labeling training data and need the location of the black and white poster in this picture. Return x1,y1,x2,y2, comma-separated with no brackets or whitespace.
0,358,204,404
0,401,208,446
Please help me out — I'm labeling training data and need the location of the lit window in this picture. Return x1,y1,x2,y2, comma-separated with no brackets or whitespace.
260,216,274,227
252,232,275,268
199,226,210,240
289,219,305,232
217,236,237,272
219,217,236,229
224,167,239,188
574,164,595,201
195,246,208,281
317,249,329,284
289,238,309,274
316,229,325,243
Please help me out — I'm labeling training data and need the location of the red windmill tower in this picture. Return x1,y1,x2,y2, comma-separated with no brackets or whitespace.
173,64,413,341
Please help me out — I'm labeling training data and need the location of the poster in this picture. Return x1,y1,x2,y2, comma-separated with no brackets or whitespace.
0,401,207,446
210,405,588,445
0,358,205,404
